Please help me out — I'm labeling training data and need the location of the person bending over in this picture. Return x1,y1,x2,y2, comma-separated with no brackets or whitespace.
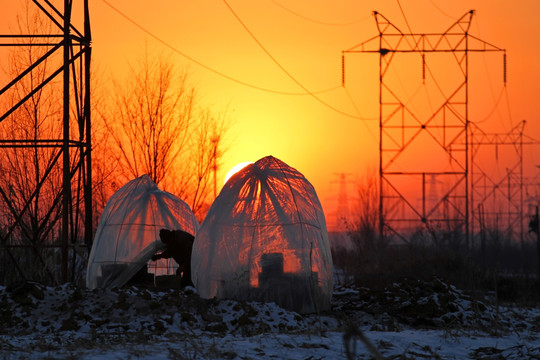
152,228,195,288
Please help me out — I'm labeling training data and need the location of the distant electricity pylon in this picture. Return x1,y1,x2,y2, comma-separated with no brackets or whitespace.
343,10,505,245
0,0,91,284
329,173,355,232
471,121,523,245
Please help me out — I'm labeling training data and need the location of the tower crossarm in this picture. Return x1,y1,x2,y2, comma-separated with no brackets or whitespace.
470,121,526,146
343,10,504,55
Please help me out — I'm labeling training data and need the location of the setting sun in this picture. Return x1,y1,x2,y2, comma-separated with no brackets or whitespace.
224,161,253,184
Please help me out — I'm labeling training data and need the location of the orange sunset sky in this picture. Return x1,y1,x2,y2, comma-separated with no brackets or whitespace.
2,0,540,225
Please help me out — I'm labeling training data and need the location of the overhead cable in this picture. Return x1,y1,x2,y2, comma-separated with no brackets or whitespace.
342,87,378,141
429,0,459,20
269,0,371,26
474,18,514,131
395,0,448,118
222,0,373,120
100,0,338,96
396,0,413,34
471,86,506,124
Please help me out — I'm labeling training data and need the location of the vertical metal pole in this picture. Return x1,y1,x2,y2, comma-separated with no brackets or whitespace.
479,203,486,268
378,32,384,243
519,125,524,246
507,168,512,240
536,206,540,278
465,31,470,250
62,0,72,283
470,129,475,249
422,172,426,222
84,0,93,251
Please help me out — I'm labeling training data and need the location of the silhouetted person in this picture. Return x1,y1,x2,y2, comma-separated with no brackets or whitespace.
152,229,195,288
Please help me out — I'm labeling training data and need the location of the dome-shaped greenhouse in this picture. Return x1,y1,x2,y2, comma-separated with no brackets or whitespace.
86,175,199,289
191,156,333,313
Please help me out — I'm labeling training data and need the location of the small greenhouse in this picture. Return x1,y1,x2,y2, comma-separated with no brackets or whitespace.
86,175,199,289
191,156,333,314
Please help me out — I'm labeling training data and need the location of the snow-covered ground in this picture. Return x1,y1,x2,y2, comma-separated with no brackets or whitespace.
1,277,539,359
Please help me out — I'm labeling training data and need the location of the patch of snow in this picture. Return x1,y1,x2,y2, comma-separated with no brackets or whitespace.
1,278,539,359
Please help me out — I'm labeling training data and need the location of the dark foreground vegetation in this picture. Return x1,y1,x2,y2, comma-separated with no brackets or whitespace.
332,229,540,307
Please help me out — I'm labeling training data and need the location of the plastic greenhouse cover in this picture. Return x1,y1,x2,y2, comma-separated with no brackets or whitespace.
86,175,199,289
191,156,333,314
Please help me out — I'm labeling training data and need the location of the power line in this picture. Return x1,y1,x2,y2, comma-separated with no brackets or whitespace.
394,1,455,121
387,6,511,129
473,17,514,132
396,0,413,34
471,86,506,124
341,86,378,141
429,0,459,20
269,0,371,26
222,0,373,120
99,0,339,97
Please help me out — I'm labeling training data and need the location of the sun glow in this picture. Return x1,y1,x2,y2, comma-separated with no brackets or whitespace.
224,162,253,184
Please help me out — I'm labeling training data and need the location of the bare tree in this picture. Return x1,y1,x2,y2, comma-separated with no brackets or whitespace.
101,54,230,221
0,2,64,284
105,54,192,188
353,170,379,242
83,66,114,227
348,169,384,272
189,108,229,221
0,2,62,244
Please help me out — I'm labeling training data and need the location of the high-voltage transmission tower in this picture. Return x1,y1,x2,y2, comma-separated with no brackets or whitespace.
471,121,540,246
471,121,524,245
343,10,505,245
0,0,91,284
329,173,354,232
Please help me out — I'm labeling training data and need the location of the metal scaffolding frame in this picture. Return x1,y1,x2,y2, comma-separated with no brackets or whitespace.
343,10,505,245
0,0,91,284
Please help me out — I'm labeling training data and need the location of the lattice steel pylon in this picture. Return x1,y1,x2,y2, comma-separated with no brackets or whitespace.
330,173,354,231
471,121,524,245
0,0,91,284
343,10,505,245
